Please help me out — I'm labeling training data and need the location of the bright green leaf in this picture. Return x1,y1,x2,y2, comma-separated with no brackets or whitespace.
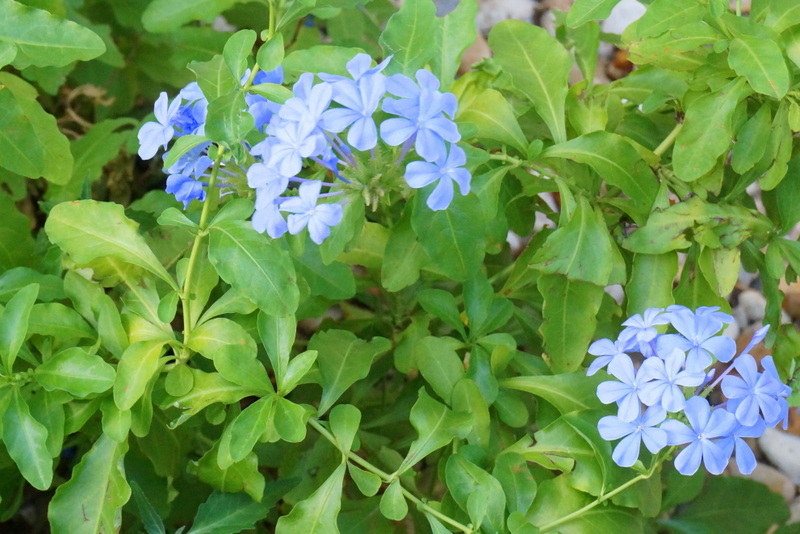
113,340,165,411
0,282,38,374
566,0,622,27
379,0,437,76
728,36,790,99
379,480,408,521
35,347,115,397
276,463,346,534
4,388,52,490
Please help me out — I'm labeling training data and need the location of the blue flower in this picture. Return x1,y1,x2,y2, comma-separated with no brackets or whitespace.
165,153,212,208
596,355,649,422
719,419,766,475
245,67,284,130
638,348,705,412
279,181,343,244
253,192,288,239
660,306,736,372
722,354,789,427
319,54,389,151
267,118,323,177
661,397,736,475
247,162,289,201
138,92,182,160
586,337,632,376
598,406,668,467
404,144,471,210
380,69,461,162
618,307,670,356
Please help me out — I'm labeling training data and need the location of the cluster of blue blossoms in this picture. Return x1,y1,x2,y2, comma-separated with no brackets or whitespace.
137,53,470,244
588,305,791,476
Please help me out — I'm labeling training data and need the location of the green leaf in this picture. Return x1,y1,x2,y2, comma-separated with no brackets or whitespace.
765,0,800,33
416,336,464,404
625,0,705,39
532,197,624,286
0,282,38,374
100,396,131,442
142,0,240,32
430,0,477,90
205,91,255,149
48,435,130,534
45,200,178,290
197,446,264,502
274,397,308,443
282,349,317,395
209,220,299,317
493,453,537,515
35,347,115,397
379,0,437,76
223,29,256,80
114,340,165,411
379,480,408,521
537,273,605,373
731,104,771,174
382,206,428,291
500,372,605,414
527,475,643,531
4,389,52,490
728,36,790,99
0,73,73,184
446,452,505,532
412,192,485,282
47,118,136,203
543,132,658,223
276,463,346,534
673,78,751,182
667,477,789,533
161,369,261,421
27,302,95,340
256,33,284,73
566,0,622,27
188,491,273,534
257,312,296,390
0,0,104,68
349,464,381,497
249,82,293,103
626,253,678,316
456,86,528,155
417,289,465,336
28,388,65,458
489,20,570,143
219,396,275,468
189,54,237,101
188,317,257,360
398,389,472,474
294,246,356,300
452,378,491,447
283,45,365,79
309,330,391,415
130,481,166,534
329,404,361,453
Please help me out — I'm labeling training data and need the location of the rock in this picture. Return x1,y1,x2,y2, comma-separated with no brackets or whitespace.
789,495,800,524
476,0,536,35
728,461,796,504
759,428,800,486
735,289,767,326
459,31,491,74
601,0,646,35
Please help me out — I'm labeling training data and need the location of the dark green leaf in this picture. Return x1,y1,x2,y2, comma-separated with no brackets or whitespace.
208,220,299,317
398,389,472,474
0,73,73,184
45,200,177,290
379,480,408,521
130,481,166,534
493,453,537,515
416,336,464,404
0,282,37,374
4,388,51,490
489,20,570,143
205,91,255,149
445,451,505,532
626,253,678,316
35,347,115,397
188,490,273,534
379,0,437,76
309,330,391,415
276,463,346,534
0,0,104,68
500,372,605,414
48,435,130,533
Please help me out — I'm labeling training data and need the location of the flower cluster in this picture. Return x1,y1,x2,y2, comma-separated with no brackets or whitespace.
589,305,790,476
137,53,470,244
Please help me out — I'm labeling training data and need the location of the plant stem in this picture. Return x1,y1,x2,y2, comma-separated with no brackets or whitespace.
179,147,225,352
308,418,475,533
736,0,742,16
654,122,683,158
538,464,659,533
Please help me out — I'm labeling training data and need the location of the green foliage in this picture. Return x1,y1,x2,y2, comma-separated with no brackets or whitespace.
3,0,800,532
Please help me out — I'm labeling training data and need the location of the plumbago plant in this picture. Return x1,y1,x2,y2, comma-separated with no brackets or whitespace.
5,0,800,531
